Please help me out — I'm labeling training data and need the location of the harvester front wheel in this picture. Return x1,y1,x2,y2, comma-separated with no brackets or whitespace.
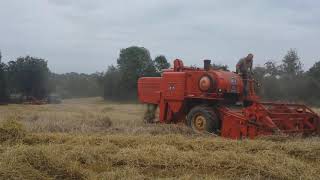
187,106,220,134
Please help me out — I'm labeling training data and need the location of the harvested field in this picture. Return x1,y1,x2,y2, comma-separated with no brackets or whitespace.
0,98,319,179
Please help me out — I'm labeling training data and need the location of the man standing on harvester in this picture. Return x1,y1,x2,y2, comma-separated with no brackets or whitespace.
236,53,254,96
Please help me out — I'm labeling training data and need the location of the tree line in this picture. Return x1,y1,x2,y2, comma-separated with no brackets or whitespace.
253,49,320,106
0,46,169,102
102,46,170,100
0,48,319,105
50,72,102,99
0,55,49,102
0,52,102,102
101,47,320,105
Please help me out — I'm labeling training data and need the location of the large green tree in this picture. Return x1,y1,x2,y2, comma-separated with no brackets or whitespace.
8,56,50,99
281,49,302,76
154,55,170,72
102,46,163,100
116,46,156,99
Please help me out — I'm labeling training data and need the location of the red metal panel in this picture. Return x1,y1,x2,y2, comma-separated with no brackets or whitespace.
184,70,243,99
161,72,186,100
213,70,243,94
218,106,247,139
138,77,161,104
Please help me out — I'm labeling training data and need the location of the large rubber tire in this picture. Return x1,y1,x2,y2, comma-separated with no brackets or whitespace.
186,106,220,134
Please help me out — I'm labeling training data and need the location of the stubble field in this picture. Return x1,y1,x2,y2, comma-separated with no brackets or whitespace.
0,98,319,180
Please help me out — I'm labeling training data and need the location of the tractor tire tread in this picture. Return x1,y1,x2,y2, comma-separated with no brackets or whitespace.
187,106,220,134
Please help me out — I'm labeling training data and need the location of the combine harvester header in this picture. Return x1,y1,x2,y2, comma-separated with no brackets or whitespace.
138,59,320,139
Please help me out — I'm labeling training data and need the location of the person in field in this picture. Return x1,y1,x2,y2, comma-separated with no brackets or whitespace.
236,53,254,96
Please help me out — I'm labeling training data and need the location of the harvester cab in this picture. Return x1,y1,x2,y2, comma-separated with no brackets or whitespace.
138,59,320,139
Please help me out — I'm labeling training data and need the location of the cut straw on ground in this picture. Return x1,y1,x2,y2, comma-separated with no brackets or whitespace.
0,98,319,179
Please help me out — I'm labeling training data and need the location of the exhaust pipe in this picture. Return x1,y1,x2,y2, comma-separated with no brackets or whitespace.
204,59,211,71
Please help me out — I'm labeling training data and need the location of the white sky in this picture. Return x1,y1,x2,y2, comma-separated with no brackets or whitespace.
0,0,319,73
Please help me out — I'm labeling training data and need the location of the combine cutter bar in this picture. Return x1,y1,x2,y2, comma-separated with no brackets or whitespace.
259,102,319,133
218,103,320,139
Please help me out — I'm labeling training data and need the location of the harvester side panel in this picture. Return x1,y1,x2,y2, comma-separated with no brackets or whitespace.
158,72,186,122
138,77,161,104
161,72,186,101
185,71,207,96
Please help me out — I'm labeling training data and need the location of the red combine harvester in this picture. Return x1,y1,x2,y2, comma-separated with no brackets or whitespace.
138,59,320,139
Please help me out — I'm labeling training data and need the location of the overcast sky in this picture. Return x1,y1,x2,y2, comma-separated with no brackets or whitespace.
0,0,319,73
